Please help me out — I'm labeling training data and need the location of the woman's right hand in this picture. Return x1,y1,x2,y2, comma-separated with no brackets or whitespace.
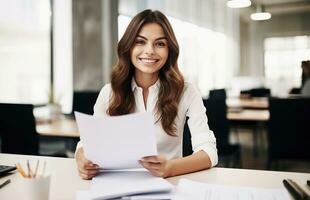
75,147,99,180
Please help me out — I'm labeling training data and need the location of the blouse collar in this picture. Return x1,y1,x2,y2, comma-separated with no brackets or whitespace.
131,77,161,92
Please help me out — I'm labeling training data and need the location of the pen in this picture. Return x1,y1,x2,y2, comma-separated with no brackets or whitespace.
34,160,39,178
0,179,11,189
27,160,31,178
283,179,310,200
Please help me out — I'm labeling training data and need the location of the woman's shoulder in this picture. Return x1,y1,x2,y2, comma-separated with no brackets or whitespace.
183,81,200,95
97,83,112,100
100,83,112,93
180,82,202,103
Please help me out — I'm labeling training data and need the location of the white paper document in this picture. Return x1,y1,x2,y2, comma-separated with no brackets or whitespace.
90,171,174,200
173,179,290,200
75,111,157,170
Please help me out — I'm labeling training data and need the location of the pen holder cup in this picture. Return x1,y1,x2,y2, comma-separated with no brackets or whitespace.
20,175,51,200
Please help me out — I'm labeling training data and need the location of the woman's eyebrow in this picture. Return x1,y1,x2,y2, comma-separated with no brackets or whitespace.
136,35,167,41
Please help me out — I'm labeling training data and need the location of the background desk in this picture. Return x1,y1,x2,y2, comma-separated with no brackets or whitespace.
227,97,269,109
1,153,309,200
227,109,269,121
37,118,79,138
36,118,79,156
35,109,270,139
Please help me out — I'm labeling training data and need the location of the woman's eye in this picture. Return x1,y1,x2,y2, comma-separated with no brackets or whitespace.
155,42,166,47
135,40,145,45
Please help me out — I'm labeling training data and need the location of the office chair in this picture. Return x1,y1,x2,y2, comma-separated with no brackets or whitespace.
182,119,192,157
209,89,226,100
267,98,310,170
0,103,68,157
250,88,271,98
204,99,241,167
289,87,301,95
71,91,99,115
0,103,39,155
182,99,241,168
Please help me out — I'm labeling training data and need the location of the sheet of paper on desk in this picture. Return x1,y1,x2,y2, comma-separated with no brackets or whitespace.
90,171,173,200
75,111,157,170
173,179,290,200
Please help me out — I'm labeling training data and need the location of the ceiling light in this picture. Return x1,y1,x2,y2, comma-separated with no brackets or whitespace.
227,0,251,8
251,5,271,21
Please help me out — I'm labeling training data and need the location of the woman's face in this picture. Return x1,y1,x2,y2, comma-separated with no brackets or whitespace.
130,23,169,78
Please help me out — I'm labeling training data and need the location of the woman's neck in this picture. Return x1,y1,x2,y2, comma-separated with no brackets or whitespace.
134,72,159,90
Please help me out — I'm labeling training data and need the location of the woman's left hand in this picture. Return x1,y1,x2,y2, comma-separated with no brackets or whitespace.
139,155,172,178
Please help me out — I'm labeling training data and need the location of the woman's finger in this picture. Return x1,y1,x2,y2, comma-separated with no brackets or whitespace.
79,171,96,180
139,160,161,170
78,168,99,177
85,163,99,170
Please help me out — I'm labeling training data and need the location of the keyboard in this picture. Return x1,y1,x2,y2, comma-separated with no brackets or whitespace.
0,165,16,175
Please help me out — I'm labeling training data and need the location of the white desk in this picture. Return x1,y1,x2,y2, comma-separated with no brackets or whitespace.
0,154,309,200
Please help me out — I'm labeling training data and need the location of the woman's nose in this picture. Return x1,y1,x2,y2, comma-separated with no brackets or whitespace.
144,43,155,55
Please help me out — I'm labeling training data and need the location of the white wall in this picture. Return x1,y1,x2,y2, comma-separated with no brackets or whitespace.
240,12,310,77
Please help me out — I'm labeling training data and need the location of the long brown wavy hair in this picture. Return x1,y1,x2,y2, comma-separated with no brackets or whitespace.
108,9,184,136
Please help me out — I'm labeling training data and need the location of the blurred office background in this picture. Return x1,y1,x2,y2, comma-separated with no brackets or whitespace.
0,0,309,172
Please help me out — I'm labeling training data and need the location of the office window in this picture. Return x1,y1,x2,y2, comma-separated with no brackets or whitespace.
0,1,51,104
264,35,310,88
118,15,236,97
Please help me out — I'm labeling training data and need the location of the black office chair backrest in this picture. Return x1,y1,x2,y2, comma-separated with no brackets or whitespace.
72,91,99,115
0,103,39,155
203,99,230,147
183,98,230,156
268,98,310,161
250,87,271,98
209,89,227,100
182,117,192,157
289,87,301,95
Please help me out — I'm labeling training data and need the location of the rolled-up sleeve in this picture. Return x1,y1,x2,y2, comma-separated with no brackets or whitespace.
185,84,218,167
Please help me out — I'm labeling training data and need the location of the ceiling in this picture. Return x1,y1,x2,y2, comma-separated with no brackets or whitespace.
253,0,308,5
240,0,310,20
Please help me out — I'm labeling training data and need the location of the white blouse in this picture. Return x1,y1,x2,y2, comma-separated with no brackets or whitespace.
76,79,218,167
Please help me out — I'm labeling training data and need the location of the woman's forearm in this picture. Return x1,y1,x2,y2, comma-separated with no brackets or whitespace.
168,150,212,177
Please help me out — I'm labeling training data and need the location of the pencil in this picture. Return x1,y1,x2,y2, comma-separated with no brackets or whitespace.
0,179,11,189
15,163,27,178
27,160,34,178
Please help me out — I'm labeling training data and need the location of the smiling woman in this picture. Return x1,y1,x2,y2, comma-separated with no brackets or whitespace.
75,9,218,180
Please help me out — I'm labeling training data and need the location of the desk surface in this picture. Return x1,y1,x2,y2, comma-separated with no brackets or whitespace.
0,154,309,200
36,118,79,138
227,109,270,121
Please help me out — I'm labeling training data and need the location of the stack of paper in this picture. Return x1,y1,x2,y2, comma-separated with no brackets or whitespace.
75,112,174,200
90,171,173,199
